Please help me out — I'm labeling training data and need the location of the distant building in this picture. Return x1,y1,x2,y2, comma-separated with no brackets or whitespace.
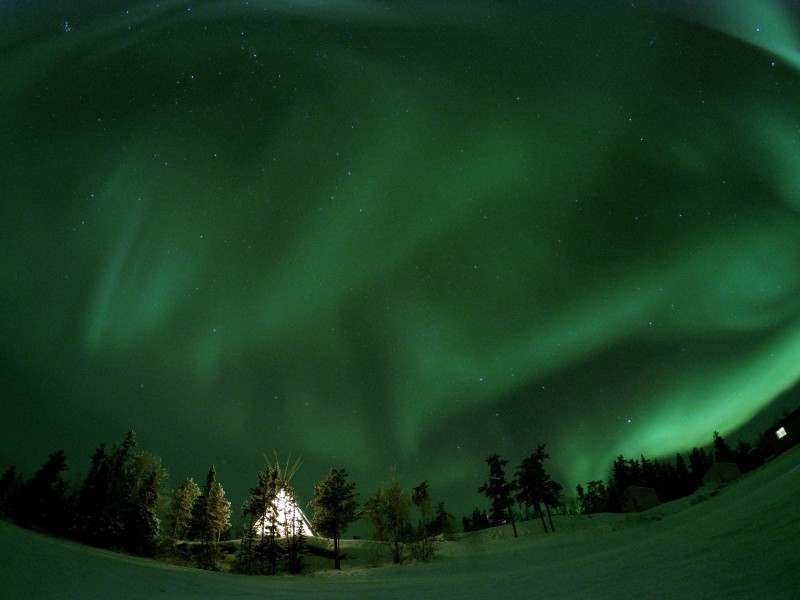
623,486,660,512
763,405,800,456
702,462,741,485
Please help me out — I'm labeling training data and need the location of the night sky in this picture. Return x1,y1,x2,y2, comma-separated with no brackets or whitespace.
2,1,799,525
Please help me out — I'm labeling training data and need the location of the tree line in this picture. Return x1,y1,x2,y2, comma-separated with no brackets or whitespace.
575,430,770,514
0,431,457,573
1,428,765,574
0,431,170,556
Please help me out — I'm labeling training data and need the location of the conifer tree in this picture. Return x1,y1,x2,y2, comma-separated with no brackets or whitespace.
310,468,358,570
479,453,517,537
0,466,24,519
577,480,608,514
689,447,712,486
713,431,736,463
239,465,279,574
430,501,455,536
209,482,232,543
281,484,307,574
123,451,168,556
168,478,201,540
734,439,758,473
411,481,435,560
16,450,69,535
76,431,137,549
607,455,629,512
189,466,224,569
73,443,108,542
654,459,677,501
674,452,694,496
127,468,162,556
515,445,561,532
411,481,430,534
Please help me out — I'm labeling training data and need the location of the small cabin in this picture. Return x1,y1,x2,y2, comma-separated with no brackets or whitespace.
623,486,660,513
702,462,740,485
763,405,800,456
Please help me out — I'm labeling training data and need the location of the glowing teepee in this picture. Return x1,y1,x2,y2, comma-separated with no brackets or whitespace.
253,452,314,537
252,487,314,538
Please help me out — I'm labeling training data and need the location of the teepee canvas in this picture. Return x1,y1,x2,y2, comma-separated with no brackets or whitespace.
252,487,314,538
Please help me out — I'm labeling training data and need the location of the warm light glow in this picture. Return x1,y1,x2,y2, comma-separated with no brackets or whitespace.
775,427,787,439
253,488,315,538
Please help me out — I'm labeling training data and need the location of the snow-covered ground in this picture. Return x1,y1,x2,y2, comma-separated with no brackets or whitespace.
2,446,798,599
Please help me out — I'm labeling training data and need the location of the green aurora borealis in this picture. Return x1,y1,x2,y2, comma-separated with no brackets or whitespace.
2,0,800,520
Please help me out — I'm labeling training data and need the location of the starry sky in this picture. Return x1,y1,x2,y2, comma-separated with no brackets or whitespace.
2,0,800,525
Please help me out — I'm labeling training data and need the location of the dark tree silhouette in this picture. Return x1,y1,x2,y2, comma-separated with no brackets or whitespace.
125,451,168,556
239,465,279,574
478,453,517,537
0,466,24,519
576,480,608,514
15,450,69,535
689,447,713,486
713,431,736,463
411,481,435,560
515,445,562,533
73,432,137,549
430,501,455,536
310,469,358,570
674,453,694,497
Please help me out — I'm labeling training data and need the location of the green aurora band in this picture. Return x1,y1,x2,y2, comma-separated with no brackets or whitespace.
1,0,799,517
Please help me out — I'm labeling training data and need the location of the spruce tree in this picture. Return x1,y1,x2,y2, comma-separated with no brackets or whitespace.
0,466,24,519
734,439,756,473
577,480,608,514
281,485,307,574
16,450,69,535
189,466,222,569
209,482,232,543
431,502,455,536
478,453,517,537
411,481,435,560
124,451,167,556
168,478,201,540
73,443,108,543
310,468,359,570
76,431,137,550
515,445,561,532
127,469,162,556
411,481,430,535
607,455,629,512
239,466,278,574
674,452,694,497
689,447,712,486
713,431,736,463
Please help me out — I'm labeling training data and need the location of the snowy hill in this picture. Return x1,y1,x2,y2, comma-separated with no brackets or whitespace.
1,446,798,599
